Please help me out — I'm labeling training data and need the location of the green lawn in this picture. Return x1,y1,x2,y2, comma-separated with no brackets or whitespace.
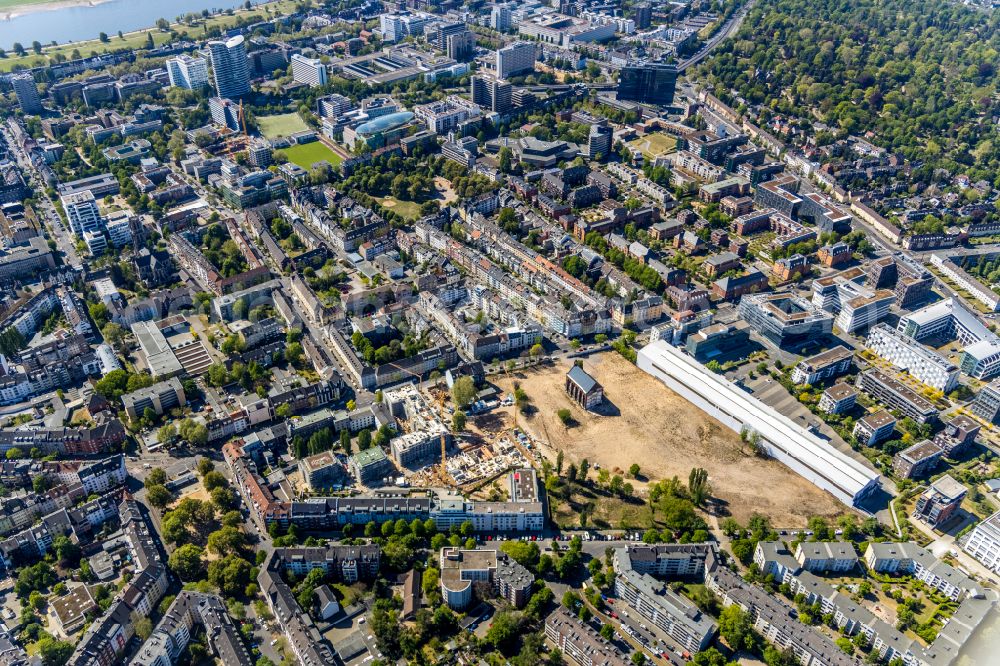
627,133,678,159
283,141,342,170
0,0,55,9
257,113,310,139
377,196,423,221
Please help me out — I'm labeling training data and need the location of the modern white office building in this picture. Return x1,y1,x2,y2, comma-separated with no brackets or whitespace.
166,54,210,90
896,297,1000,380
290,53,328,87
964,510,1000,575
866,324,959,392
897,297,991,344
637,340,881,507
496,41,537,78
61,190,103,236
206,35,251,98
811,266,893,333
961,337,1000,380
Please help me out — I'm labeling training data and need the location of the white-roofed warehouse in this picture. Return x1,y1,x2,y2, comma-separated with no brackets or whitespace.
637,340,881,507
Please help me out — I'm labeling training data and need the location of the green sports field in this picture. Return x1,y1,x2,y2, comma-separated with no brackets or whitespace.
283,141,343,170
257,112,310,139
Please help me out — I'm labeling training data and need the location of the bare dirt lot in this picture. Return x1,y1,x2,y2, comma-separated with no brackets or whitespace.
494,353,848,526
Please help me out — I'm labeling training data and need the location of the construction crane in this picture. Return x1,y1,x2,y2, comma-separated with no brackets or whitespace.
238,99,248,138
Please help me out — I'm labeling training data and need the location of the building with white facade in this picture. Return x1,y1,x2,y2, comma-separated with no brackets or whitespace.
290,53,328,87
931,253,1000,312
791,346,853,385
864,542,975,602
379,12,432,42
964,510,1000,575
61,190,102,237
496,41,537,78
811,266,893,333
11,73,42,114
413,97,480,134
206,35,250,98
439,547,533,610
897,297,1000,380
166,55,210,90
637,340,881,506
866,324,959,392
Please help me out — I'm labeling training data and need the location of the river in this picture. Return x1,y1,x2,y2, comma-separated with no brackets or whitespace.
0,0,260,50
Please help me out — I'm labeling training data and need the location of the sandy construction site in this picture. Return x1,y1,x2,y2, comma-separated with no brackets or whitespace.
494,352,847,526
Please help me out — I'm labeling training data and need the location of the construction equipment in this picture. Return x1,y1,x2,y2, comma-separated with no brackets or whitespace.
238,98,248,137
381,360,456,486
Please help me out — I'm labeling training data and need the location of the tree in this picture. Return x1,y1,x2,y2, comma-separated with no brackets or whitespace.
692,648,732,666
207,556,253,597
4,448,21,460
134,616,153,641
203,471,227,491
101,322,127,352
284,342,304,366
718,605,758,652
498,146,513,172
197,457,214,477
178,419,208,446
556,408,573,426
156,424,176,444
452,410,467,432
211,486,237,511
500,540,540,568
451,375,476,408
579,458,589,480
146,485,172,510
628,463,640,478
485,610,521,650
37,636,73,666
688,467,710,506
207,526,246,556
52,536,80,567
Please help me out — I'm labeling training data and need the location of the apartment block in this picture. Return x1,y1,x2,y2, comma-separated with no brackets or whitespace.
893,440,944,479
913,474,966,528
545,606,630,666
856,369,937,424
852,410,896,447
864,542,973,602
819,383,856,414
793,541,858,573
121,376,186,422
614,566,716,654
791,346,853,385
439,547,533,610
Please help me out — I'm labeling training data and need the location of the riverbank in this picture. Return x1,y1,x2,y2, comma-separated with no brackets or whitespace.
0,0,111,21
0,0,299,71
